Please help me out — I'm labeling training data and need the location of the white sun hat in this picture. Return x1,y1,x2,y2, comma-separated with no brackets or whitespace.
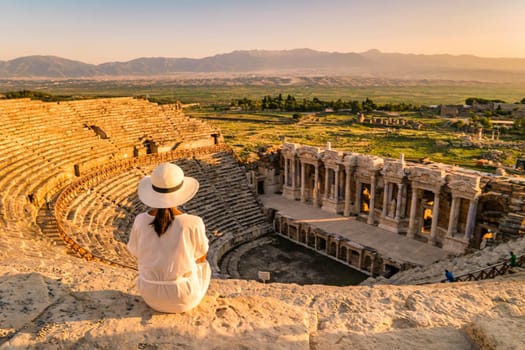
138,163,199,208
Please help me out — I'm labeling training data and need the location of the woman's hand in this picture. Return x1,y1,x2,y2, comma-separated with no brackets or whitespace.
196,254,207,264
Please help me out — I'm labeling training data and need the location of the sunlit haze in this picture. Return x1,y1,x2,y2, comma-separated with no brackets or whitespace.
1,0,524,63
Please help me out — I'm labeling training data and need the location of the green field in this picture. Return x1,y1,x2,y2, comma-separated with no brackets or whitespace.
190,110,523,171
140,84,525,106
1,79,524,105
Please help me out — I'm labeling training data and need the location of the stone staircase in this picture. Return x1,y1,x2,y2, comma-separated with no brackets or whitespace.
35,203,67,248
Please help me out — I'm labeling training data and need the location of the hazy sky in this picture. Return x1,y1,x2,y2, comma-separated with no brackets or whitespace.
1,0,523,63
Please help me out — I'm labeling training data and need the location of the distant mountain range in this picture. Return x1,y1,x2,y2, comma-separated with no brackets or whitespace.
1,49,525,82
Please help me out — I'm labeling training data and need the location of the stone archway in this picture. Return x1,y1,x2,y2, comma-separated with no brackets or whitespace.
350,250,360,267
299,228,307,244
328,241,337,257
419,190,435,237
282,222,289,236
307,233,316,248
304,163,315,203
339,246,348,262
288,224,298,239
274,216,282,233
475,194,506,247
317,236,327,251
360,184,371,214
363,255,372,272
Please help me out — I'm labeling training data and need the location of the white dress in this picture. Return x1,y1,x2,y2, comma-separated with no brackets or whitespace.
127,212,211,313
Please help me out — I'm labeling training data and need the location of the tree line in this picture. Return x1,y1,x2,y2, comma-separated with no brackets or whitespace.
465,97,525,105
229,94,418,113
2,90,76,102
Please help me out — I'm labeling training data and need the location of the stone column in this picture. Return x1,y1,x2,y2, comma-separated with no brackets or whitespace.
464,197,479,240
291,159,296,189
300,162,306,202
304,229,308,246
344,166,351,216
284,158,289,187
387,182,394,217
447,196,460,237
395,183,404,220
334,167,339,200
324,167,330,199
429,191,440,244
355,181,362,214
367,175,376,225
370,256,376,276
407,188,419,238
401,185,408,218
313,164,319,206
382,182,390,217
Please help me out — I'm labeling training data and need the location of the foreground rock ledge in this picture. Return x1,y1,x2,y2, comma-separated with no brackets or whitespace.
1,258,524,349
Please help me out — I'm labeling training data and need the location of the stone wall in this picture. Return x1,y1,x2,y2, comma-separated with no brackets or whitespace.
266,142,525,254
271,212,416,277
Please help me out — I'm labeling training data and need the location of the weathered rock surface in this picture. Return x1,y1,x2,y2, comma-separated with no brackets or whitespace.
1,248,525,349
467,316,525,350
0,273,51,340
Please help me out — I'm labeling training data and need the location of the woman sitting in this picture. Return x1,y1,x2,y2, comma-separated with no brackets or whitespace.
127,162,211,313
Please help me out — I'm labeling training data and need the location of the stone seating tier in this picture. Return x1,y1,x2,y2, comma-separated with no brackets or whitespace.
55,147,271,271
64,97,218,150
0,98,221,260
0,98,219,157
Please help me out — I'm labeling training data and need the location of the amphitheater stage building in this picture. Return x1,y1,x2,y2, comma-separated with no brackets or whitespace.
261,194,448,276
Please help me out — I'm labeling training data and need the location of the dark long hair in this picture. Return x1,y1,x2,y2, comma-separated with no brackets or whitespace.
150,208,176,237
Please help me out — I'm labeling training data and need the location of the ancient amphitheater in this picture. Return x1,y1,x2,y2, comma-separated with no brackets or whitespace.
1,97,524,349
